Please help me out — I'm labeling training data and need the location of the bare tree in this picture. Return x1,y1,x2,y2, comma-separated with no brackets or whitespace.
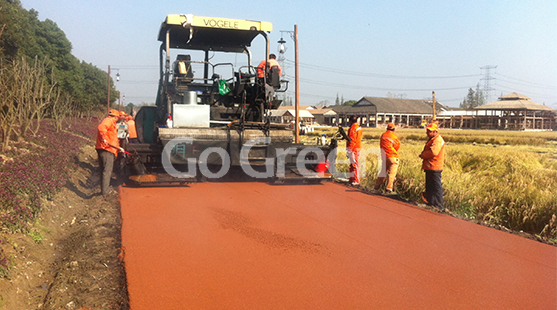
0,60,19,151
0,7,5,42
10,57,55,139
0,56,59,150
51,91,74,132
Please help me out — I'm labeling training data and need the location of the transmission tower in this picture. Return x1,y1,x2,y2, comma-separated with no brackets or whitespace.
480,65,497,103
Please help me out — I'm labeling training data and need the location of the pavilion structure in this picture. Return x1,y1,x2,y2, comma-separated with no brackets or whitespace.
467,93,556,130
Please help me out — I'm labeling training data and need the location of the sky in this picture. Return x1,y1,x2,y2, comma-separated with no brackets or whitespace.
20,0,557,108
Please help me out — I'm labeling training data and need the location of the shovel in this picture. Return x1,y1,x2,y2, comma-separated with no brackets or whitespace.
107,142,131,155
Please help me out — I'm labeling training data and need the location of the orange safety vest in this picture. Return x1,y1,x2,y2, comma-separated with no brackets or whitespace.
127,119,137,139
420,134,445,171
380,130,400,158
347,122,362,151
257,58,282,78
95,116,119,156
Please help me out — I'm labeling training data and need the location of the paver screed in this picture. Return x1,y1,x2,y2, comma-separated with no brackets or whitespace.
119,182,556,309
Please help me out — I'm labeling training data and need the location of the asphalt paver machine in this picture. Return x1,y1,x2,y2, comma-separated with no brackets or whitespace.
127,14,337,185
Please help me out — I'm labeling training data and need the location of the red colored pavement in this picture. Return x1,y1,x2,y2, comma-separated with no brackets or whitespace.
120,182,556,309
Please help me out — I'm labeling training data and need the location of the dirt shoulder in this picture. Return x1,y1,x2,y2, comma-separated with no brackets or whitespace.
0,144,128,309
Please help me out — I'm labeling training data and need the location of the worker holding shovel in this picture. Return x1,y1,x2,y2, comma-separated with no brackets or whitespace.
96,109,125,196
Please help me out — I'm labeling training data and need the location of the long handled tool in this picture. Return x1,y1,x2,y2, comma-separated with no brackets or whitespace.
107,142,131,155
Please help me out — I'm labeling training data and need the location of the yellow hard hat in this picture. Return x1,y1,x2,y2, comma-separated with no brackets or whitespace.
426,123,439,131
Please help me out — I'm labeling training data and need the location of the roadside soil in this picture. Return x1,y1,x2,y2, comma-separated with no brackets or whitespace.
0,144,129,309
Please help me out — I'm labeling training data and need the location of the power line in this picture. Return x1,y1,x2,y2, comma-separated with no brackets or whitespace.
495,73,555,88
107,65,158,70
287,75,470,92
495,75,555,90
495,84,555,101
284,60,480,79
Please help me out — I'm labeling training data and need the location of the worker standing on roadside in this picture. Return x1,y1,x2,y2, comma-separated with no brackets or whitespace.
96,109,124,196
345,116,363,185
126,115,138,143
419,123,445,210
374,123,400,193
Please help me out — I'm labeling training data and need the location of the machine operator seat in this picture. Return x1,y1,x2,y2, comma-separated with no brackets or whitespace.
267,65,280,89
174,54,193,83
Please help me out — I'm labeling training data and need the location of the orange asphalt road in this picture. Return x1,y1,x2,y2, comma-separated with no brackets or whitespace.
120,182,556,309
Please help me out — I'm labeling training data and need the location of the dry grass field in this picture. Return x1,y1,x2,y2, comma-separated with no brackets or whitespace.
305,127,557,241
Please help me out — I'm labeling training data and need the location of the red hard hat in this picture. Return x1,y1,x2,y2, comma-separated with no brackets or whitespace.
108,109,119,117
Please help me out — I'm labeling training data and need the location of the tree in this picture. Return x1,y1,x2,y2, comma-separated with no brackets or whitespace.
343,100,357,106
81,61,117,111
0,7,5,42
474,83,486,107
460,83,485,109
0,0,114,113
281,96,292,106
126,102,135,115
0,59,18,150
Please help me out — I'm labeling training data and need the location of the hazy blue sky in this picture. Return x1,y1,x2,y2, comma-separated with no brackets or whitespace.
21,0,557,108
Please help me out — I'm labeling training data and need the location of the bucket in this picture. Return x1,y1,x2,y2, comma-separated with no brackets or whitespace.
315,160,329,173
183,91,197,105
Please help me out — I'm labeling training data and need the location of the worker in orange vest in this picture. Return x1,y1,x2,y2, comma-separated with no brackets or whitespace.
126,115,138,143
345,116,363,185
419,122,445,210
256,53,282,78
257,54,282,100
96,109,124,195
374,123,400,193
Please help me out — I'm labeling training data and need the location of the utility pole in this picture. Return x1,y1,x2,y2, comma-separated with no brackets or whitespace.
432,91,436,121
278,26,299,143
294,25,299,144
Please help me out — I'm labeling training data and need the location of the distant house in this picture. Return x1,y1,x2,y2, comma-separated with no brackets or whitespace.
331,97,443,127
276,105,338,126
269,109,314,124
304,107,337,125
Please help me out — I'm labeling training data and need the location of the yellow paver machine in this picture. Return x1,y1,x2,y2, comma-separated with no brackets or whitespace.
126,14,339,185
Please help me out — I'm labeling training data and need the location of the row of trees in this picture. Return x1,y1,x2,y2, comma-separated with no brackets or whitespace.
0,0,119,150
